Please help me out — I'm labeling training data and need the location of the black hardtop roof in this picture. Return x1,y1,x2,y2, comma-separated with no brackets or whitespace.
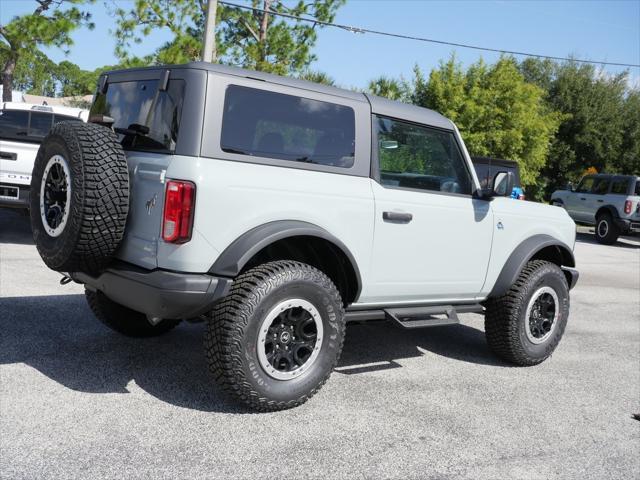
582,173,639,180
104,62,455,131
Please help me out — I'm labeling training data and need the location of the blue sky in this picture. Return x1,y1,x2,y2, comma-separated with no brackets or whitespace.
1,0,639,88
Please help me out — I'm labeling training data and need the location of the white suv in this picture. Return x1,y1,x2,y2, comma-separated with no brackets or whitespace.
0,103,88,209
28,63,578,411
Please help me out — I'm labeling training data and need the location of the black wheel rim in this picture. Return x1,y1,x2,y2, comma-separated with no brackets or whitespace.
257,299,323,380
525,287,559,344
39,155,71,237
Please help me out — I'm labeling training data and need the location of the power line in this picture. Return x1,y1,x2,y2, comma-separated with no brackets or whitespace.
218,0,640,68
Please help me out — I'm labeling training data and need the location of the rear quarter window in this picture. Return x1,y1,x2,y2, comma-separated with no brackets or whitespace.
610,179,629,195
220,85,355,168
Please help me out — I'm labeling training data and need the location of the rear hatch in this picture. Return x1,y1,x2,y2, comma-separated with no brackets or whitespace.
88,72,189,269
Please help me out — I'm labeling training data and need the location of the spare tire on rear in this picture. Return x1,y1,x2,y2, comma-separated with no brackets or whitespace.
30,121,129,274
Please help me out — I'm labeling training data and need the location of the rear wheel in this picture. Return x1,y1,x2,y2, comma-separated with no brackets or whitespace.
85,289,180,337
484,260,569,366
30,122,129,273
205,260,345,411
595,212,619,245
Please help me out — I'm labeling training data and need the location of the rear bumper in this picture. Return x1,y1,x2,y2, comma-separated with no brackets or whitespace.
0,183,30,209
613,217,640,234
562,267,579,290
71,261,232,319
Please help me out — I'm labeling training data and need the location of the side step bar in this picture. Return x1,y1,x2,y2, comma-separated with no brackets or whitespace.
385,306,459,329
345,303,484,329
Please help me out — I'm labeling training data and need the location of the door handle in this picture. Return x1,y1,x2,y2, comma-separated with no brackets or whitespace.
597,199,604,203
580,197,586,200
383,211,413,223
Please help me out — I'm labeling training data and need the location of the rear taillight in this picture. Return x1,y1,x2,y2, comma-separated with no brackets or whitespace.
162,180,195,244
624,200,633,214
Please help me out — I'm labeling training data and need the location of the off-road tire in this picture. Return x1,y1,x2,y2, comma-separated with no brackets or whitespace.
205,260,345,412
595,212,619,245
85,289,180,337
484,260,569,366
30,122,129,273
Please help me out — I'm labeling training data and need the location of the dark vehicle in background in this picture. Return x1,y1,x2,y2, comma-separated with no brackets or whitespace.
472,157,525,200
551,174,640,244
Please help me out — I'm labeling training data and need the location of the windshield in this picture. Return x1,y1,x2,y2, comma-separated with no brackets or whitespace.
90,79,185,153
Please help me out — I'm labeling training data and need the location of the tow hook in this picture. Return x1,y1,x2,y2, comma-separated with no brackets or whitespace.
60,275,73,285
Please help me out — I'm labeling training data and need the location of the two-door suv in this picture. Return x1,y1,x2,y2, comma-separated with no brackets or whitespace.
30,63,578,411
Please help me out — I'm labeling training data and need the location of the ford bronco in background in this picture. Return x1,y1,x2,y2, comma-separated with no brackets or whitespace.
29,63,578,411
0,103,88,210
551,174,640,245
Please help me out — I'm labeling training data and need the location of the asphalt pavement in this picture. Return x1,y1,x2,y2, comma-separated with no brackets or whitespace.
1,208,638,479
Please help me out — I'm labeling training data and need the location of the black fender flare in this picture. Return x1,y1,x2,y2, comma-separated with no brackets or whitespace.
595,204,619,220
489,234,576,297
209,220,362,297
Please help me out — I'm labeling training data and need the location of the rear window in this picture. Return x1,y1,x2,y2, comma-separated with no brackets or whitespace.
221,85,355,168
90,79,185,153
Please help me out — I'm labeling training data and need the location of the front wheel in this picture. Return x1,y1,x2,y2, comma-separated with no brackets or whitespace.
484,260,569,366
205,261,345,411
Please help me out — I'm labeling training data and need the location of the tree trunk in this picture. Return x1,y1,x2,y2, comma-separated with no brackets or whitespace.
258,0,273,63
2,55,17,102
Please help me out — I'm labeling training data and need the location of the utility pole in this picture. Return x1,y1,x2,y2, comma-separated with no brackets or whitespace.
201,0,218,62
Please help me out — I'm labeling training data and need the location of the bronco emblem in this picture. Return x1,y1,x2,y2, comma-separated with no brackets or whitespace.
145,194,157,215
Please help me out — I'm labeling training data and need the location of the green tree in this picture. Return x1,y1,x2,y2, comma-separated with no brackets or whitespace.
414,56,561,187
113,0,345,75
298,70,336,86
619,90,640,175
367,76,409,101
9,50,58,97
0,0,94,101
521,59,632,197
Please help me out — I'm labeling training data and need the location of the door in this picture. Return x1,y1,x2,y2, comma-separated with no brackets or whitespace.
585,177,610,223
566,176,595,222
368,116,493,304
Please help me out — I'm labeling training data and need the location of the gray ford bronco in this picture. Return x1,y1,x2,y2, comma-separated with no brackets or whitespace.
551,174,640,244
30,63,579,411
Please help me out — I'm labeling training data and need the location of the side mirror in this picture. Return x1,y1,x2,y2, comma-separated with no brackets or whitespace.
491,171,514,197
565,182,574,192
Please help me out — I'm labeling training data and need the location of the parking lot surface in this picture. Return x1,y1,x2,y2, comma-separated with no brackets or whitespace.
1,209,638,479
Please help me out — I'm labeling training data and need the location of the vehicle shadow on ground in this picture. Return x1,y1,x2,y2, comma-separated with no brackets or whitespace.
575,231,639,249
0,208,33,245
0,294,505,412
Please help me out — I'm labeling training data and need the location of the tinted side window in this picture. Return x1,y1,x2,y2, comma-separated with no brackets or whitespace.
0,110,29,141
576,177,595,193
90,79,185,152
635,181,640,196
376,116,472,195
29,112,54,138
591,177,610,195
610,179,629,195
221,85,355,168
